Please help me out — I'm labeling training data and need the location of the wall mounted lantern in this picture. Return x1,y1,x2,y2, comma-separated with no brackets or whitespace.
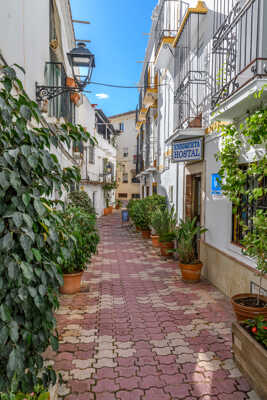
36,42,95,102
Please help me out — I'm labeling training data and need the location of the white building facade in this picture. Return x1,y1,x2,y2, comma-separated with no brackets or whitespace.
135,0,267,296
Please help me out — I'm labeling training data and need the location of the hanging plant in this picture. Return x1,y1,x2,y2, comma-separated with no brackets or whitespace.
0,65,93,393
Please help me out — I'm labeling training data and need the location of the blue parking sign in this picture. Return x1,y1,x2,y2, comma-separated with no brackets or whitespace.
211,173,222,195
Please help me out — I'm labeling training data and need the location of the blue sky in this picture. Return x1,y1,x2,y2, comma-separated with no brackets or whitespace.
70,0,157,117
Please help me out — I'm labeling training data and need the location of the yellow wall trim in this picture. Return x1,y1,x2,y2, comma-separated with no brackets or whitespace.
173,1,208,48
154,37,176,64
205,121,229,134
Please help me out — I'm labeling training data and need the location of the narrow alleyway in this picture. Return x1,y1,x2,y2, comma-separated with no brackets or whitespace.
47,212,260,400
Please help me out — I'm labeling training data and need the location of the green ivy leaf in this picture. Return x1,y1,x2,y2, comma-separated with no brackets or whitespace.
0,325,8,345
0,232,14,252
0,171,10,190
20,105,32,120
22,193,31,207
12,212,23,228
34,199,46,217
19,234,32,258
9,321,19,343
32,248,42,262
20,261,34,281
0,304,11,322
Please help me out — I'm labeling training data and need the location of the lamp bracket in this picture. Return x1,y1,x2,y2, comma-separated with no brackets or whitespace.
35,84,80,102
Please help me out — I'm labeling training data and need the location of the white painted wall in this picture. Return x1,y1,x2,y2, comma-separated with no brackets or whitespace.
77,96,117,216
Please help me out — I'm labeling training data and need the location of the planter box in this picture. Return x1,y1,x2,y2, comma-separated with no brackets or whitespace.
232,322,267,399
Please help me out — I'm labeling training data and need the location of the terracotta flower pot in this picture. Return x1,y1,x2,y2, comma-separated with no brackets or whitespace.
160,241,174,257
60,272,83,294
141,230,151,239
136,226,142,232
104,207,110,216
231,293,267,322
179,262,203,283
151,235,160,248
109,206,113,214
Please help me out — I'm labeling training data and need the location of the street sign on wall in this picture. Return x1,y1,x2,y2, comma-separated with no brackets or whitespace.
172,137,203,163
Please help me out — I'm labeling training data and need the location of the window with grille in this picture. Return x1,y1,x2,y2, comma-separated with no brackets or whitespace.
119,122,124,132
89,145,95,164
122,173,128,183
132,193,140,199
232,165,267,246
118,193,128,198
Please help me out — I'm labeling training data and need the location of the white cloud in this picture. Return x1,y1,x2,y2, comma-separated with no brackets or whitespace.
96,93,109,100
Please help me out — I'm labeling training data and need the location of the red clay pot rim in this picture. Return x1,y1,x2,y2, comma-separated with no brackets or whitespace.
179,261,203,267
231,293,267,309
63,272,83,277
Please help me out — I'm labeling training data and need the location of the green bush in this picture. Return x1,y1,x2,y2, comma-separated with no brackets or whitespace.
68,190,95,214
128,195,167,231
59,207,99,274
0,65,94,393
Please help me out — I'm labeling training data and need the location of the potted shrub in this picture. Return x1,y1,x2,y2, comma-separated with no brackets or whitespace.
102,180,117,216
150,208,161,248
116,199,122,209
59,207,99,294
216,106,267,320
174,217,207,282
232,316,267,399
0,385,50,400
131,199,151,237
68,190,95,214
157,206,177,257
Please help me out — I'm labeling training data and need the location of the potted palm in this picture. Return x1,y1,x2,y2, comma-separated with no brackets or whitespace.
156,206,177,257
174,217,207,282
59,207,99,294
116,199,122,209
150,208,161,248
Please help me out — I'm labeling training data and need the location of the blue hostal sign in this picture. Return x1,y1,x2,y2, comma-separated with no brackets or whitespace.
172,138,203,162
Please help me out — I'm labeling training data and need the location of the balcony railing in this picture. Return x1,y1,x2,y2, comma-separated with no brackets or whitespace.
154,0,189,56
174,8,210,130
211,0,267,108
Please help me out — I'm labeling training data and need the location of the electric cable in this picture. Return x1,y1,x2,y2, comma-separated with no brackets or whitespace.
88,81,168,89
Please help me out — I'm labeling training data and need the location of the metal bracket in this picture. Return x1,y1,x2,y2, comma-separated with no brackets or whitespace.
35,83,79,102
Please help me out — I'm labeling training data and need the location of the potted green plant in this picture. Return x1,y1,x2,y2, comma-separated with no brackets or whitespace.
102,180,117,216
216,106,267,321
0,385,50,400
150,208,162,247
157,206,177,257
116,199,122,209
59,207,99,294
68,190,95,214
174,217,207,282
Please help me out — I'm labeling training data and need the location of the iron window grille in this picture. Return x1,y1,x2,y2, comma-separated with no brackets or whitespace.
232,165,267,245
212,0,267,108
88,144,95,164
174,11,209,130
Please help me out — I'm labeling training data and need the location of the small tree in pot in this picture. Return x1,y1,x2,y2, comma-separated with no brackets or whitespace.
216,104,267,320
174,217,207,282
152,206,177,256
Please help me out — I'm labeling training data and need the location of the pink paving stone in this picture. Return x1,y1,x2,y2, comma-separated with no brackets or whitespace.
116,376,141,390
140,375,163,389
95,393,116,400
93,379,119,393
160,374,185,385
136,356,158,366
236,377,251,392
165,384,191,398
158,364,180,375
74,351,94,360
138,365,159,376
212,379,237,394
55,352,74,361
218,393,247,400
144,387,171,400
191,383,219,397
117,357,136,367
116,366,137,377
65,394,94,400
59,344,77,352
117,389,144,400
94,367,118,379
69,379,92,393
156,355,177,364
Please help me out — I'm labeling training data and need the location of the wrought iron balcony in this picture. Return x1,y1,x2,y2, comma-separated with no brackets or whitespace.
154,0,189,58
211,0,267,108
143,65,158,107
174,70,208,130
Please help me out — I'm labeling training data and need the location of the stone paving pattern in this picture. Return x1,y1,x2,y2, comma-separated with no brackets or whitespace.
45,212,261,400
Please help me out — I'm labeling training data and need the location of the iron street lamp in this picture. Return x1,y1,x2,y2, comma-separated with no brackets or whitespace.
67,42,95,89
36,42,95,102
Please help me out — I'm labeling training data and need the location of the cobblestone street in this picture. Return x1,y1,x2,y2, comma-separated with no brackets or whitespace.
46,212,260,400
